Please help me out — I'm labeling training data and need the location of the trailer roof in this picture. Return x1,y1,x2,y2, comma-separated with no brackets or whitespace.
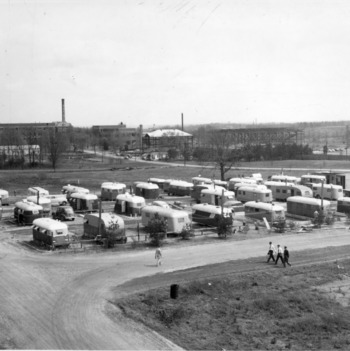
15,200,43,211
244,201,284,211
141,205,189,218
70,193,98,200
286,196,331,206
192,203,232,215
32,218,68,230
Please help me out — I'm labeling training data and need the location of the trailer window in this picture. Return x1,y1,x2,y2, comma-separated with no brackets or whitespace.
145,213,150,217
265,194,269,197
276,189,280,193
178,218,185,223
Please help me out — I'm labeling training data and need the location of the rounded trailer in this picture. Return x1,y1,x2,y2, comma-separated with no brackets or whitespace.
286,196,331,219
200,188,235,206
83,213,126,244
27,196,52,217
14,200,43,225
148,178,166,190
192,203,232,227
141,205,191,234
32,218,70,248
191,184,217,204
68,193,99,212
135,182,160,199
62,184,90,197
0,189,9,205
162,179,177,193
192,176,212,186
236,186,272,203
228,178,258,191
114,193,146,216
101,182,126,201
244,201,285,223
168,180,193,196
43,194,68,206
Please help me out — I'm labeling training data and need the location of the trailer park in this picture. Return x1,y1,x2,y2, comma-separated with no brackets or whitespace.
1,156,350,251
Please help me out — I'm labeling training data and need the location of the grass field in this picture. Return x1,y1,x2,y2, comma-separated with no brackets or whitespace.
2,152,350,198
115,257,350,350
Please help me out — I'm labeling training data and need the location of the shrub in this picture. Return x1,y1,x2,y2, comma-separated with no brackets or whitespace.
180,224,194,240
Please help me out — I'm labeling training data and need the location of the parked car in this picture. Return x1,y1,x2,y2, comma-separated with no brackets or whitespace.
52,205,76,221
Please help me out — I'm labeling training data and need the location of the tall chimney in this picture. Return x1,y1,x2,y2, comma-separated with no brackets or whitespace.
181,113,184,131
61,99,65,123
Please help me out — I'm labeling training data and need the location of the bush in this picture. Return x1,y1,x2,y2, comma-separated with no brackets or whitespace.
180,224,194,240
217,215,233,238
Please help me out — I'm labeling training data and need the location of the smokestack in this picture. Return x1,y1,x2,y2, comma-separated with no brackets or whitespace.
61,99,65,123
181,113,184,131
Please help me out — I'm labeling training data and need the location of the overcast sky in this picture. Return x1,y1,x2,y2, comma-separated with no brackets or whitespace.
1,0,350,128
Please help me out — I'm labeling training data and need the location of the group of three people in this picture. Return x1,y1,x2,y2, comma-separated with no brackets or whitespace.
267,241,291,267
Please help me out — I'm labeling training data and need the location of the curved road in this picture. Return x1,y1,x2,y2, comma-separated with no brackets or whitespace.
1,228,350,349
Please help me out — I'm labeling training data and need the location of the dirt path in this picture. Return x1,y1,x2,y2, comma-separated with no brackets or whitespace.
1,228,350,349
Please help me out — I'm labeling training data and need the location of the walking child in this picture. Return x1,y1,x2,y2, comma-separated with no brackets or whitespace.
155,247,162,266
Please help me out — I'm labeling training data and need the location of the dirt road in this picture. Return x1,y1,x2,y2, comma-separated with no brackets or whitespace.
1,228,350,350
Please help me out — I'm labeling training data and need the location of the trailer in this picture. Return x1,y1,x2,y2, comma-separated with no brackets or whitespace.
114,193,146,216
191,184,217,203
192,203,232,227
264,181,312,201
236,186,272,203
300,175,326,188
62,184,90,197
0,189,9,205
27,196,52,217
135,182,160,199
14,200,43,225
270,175,300,184
28,186,49,197
244,201,285,223
228,177,258,191
101,182,126,200
68,193,99,212
311,183,343,200
141,205,191,234
192,176,213,186
200,188,235,206
32,218,70,248
83,213,126,244
337,197,350,215
168,180,193,196
43,194,68,206
286,196,331,219
148,178,166,190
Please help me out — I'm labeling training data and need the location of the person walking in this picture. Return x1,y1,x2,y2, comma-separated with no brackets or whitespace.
267,242,276,263
155,247,162,267
275,244,286,267
284,246,292,266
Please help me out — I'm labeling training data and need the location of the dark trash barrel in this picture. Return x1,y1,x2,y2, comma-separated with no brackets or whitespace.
170,284,179,299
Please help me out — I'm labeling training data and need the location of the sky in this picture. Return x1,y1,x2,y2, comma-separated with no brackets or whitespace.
1,0,350,128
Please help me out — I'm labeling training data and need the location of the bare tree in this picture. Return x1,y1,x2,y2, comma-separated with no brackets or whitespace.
44,128,68,171
209,130,237,181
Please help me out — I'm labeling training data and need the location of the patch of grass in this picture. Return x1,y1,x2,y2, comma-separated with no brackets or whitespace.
115,260,350,350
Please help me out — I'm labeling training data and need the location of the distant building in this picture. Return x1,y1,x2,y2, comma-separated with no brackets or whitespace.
0,99,71,144
92,123,143,151
142,129,193,151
